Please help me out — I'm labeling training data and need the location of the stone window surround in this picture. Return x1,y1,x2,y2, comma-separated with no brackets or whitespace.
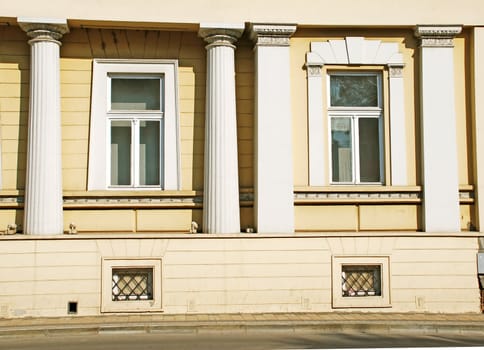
306,37,406,187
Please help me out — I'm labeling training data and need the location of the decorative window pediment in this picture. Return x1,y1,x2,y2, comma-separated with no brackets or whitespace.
306,37,404,66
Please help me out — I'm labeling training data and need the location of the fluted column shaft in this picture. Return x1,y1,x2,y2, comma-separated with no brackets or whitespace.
18,19,68,235
199,24,244,234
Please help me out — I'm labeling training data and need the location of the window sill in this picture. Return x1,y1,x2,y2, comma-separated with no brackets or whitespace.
294,185,422,193
63,190,203,209
63,190,201,197
294,186,422,204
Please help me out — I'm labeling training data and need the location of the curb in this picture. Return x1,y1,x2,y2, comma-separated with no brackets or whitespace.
1,318,484,337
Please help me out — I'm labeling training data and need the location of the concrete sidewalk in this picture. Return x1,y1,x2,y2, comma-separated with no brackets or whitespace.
1,312,484,337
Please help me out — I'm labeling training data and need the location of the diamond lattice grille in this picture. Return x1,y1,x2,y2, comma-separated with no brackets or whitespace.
341,265,381,297
112,268,153,301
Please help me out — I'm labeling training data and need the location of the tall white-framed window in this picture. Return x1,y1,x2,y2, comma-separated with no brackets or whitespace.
328,72,383,184
88,60,180,190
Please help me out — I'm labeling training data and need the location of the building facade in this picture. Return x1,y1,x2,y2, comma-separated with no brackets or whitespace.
0,0,484,317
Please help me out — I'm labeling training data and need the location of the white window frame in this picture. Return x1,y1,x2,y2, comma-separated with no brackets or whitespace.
88,59,181,191
332,256,391,309
101,258,162,313
327,71,384,185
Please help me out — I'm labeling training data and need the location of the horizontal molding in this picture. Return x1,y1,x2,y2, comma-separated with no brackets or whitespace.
294,190,421,204
0,231,481,241
0,186,474,208
295,186,474,205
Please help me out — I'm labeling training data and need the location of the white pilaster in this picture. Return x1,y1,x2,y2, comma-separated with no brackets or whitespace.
250,24,296,233
18,18,68,235
306,64,326,186
473,27,484,231
199,24,244,234
415,25,462,232
388,64,408,186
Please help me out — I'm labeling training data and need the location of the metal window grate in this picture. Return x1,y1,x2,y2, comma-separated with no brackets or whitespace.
342,265,381,297
112,268,153,301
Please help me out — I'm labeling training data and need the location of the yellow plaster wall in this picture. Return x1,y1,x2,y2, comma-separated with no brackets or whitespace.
295,204,419,232
0,209,23,231
472,28,484,231
236,36,255,190
60,28,209,192
136,209,201,232
57,29,213,231
359,205,418,231
454,33,473,186
63,208,203,233
0,26,29,190
295,205,358,231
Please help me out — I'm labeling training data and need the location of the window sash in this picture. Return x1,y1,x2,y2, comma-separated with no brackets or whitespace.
108,117,162,188
330,113,383,184
107,74,163,112
328,72,383,109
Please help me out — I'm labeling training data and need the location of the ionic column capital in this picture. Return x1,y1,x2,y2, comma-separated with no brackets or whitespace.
18,18,69,45
198,23,244,49
250,23,297,47
414,25,462,48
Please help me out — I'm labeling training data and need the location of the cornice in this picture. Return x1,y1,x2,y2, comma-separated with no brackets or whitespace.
414,25,462,48
250,23,297,47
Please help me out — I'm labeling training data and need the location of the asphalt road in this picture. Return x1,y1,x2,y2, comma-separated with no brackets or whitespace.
1,330,484,350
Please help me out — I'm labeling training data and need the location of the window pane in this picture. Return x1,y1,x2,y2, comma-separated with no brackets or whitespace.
111,78,161,110
331,118,352,182
112,268,153,301
342,265,381,297
111,121,131,186
139,121,160,186
359,118,380,182
330,75,378,107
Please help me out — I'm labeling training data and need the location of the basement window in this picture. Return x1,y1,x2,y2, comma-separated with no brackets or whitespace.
342,264,381,297
332,256,390,308
112,267,154,301
102,258,162,312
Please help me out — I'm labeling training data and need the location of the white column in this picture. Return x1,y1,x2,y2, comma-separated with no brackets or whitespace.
415,25,462,232
388,64,408,186
473,27,484,231
199,24,244,234
18,18,68,235
250,24,296,233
